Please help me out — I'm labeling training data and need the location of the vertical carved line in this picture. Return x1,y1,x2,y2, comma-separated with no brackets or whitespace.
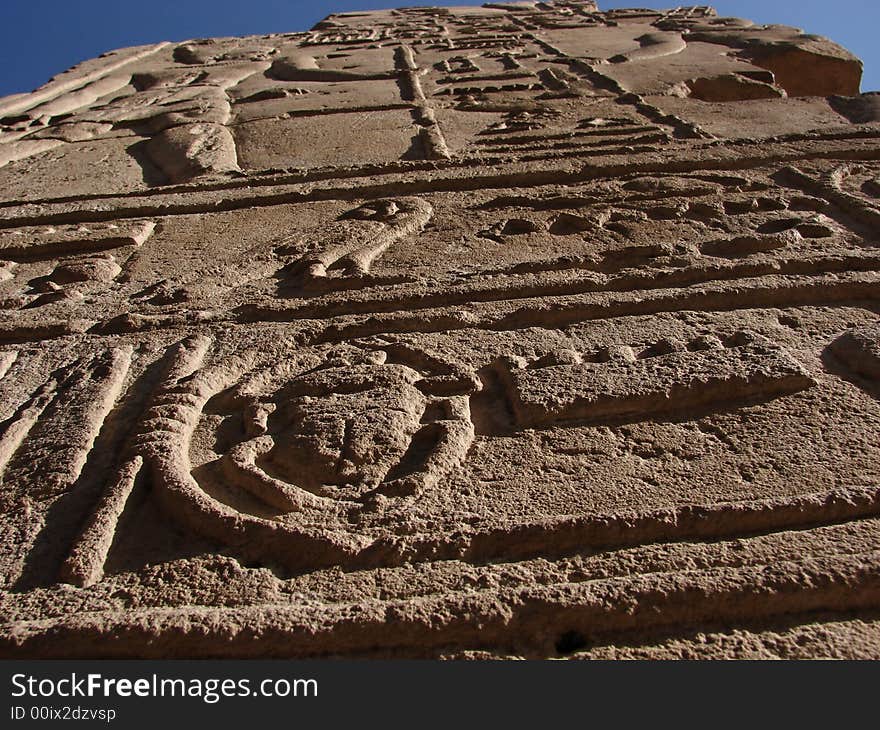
61,335,212,587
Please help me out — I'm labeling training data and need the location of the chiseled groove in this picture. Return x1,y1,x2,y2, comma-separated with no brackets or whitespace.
60,336,212,588
477,131,669,153
305,272,880,343
59,457,143,588
0,269,875,348
419,485,880,567
246,256,880,323
0,348,132,589
44,348,133,496
3,550,880,658
473,126,661,145
2,127,873,212
0,382,57,480
1,141,879,230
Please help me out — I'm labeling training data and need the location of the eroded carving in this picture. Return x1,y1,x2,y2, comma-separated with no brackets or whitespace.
491,331,815,430
276,197,433,293
2,1,880,660
126,339,476,573
829,322,880,382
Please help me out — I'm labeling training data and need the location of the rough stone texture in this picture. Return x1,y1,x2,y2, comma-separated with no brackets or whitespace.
0,2,878,659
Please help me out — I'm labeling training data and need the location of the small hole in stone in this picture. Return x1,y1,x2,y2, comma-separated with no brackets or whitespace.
757,218,799,234
555,630,588,655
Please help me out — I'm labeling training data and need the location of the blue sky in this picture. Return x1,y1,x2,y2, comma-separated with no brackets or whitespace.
1,1,877,99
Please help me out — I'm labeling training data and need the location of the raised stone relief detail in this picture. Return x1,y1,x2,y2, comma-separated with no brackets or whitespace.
277,197,433,292
492,331,815,429
1,1,880,660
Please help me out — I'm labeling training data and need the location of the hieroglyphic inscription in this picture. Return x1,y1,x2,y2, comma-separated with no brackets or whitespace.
2,2,880,659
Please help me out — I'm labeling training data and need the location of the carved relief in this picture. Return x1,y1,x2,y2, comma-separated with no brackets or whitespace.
491,331,815,429
61,338,477,577
828,322,880,383
2,1,880,660
0,220,154,311
275,197,433,293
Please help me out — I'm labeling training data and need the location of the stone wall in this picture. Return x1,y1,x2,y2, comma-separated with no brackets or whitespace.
1,2,880,658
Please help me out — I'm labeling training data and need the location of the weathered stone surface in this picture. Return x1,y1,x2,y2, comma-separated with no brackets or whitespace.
0,2,879,660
